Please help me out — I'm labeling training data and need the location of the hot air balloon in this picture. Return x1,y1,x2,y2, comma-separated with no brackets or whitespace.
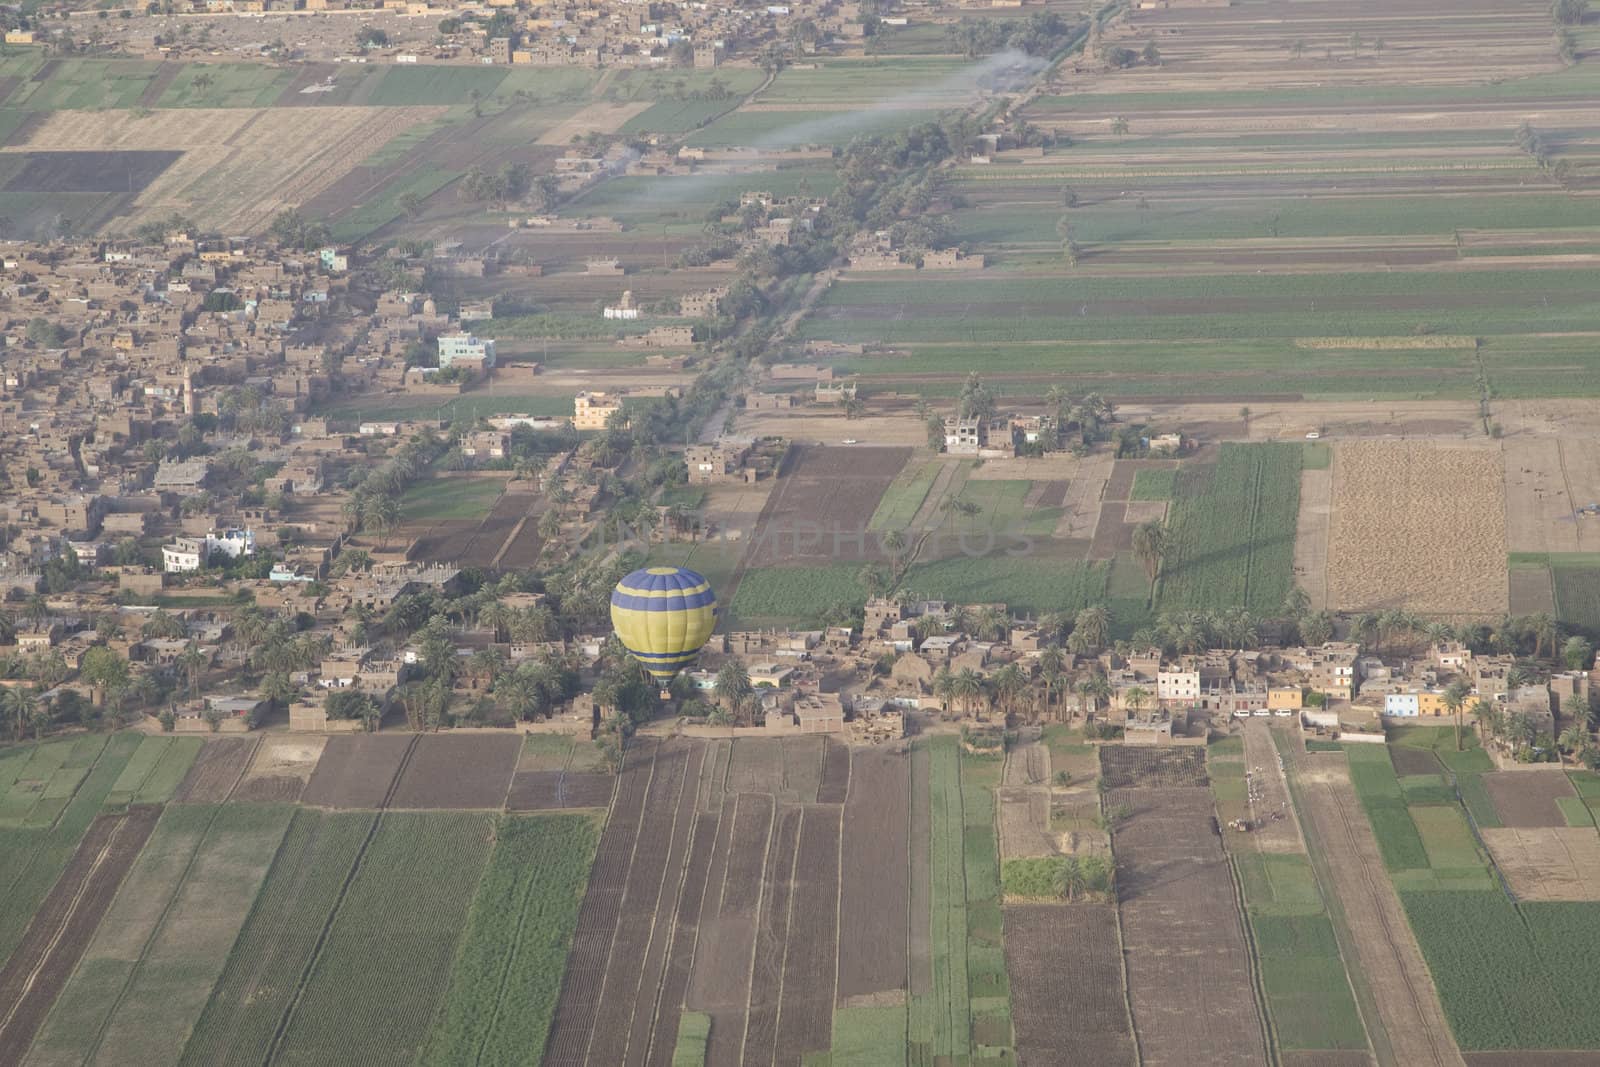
609,565,717,688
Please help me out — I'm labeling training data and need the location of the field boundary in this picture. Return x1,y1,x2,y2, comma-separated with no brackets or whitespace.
264,734,419,1062
1225,850,1280,1067
77,801,225,1063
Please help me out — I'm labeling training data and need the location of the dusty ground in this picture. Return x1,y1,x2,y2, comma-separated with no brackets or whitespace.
1003,904,1136,1066
999,737,1054,862
1327,440,1507,615
231,734,326,803
1482,770,1578,828
1480,827,1600,902
1286,747,1463,1067
1503,437,1600,554
734,408,930,447
1108,784,1266,1067
536,102,652,146
1295,466,1334,611
1242,721,1302,853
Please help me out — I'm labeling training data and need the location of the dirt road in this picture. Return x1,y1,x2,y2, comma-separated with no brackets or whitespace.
1284,742,1463,1067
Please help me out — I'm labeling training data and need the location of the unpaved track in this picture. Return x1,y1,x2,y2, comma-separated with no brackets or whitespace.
1285,745,1462,1067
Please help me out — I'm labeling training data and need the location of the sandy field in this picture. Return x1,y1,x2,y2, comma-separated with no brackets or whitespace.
1480,827,1600,902
1503,436,1600,554
1295,467,1334,611
7,105,444,234
1327,440,1508,615
535,101,652,146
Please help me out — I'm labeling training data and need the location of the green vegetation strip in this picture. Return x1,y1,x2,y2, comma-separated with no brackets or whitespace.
274,811,497,1064
422,813,601,1065
0,731,141,962
181,809,376,1067
1340,730,1600,1048
672,1011,713,1066
1160,443,1302,614
1129,468,1176,501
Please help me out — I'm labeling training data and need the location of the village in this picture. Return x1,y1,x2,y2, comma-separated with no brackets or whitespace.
12,0,1008,71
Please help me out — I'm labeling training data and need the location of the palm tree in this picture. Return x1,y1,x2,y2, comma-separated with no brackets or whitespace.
991,664,1027,722
363,494,400,548
1352,613,1380,650
1471,697,1497,742
716,660,751,712
975,606,1010,642
1124,685,1148,717
176,643,209,701
4,685,37,740
1443,679,1471,751
1073,606,1110,652
952,668,983,716
480,601,512,643
1053,856,1087,902
1037,647,1066,717
1560,722,1591,767
1132,522,1166,591
932,665,956,713
1530,613,1559,660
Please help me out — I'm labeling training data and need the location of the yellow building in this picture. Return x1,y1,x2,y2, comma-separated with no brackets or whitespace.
574,391,624,431
1417,690,1453,717
1268,687,1303,711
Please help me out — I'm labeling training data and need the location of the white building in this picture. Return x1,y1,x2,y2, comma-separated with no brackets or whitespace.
162,537,208,573
1385,692,1421,717
207,528,255,559
162,528,255,573
1157,669,1200,702
437,333,496,369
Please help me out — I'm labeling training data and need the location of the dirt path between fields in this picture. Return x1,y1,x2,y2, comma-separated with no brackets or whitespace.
1285,744,1463,1067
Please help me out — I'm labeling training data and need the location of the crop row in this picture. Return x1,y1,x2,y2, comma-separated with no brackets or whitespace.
180,809,375,1067
1160,443,1302,614
0,732,141,963
274,811,496,1066
421,813,600,1066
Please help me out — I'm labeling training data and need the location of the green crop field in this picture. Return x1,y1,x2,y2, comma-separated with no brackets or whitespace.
941,480,1063,540
274,811,496,1064
620,98,742,135
158,64,295,108
1409,805,1484,870
926,737,965,1058
1252,911,1367,1052
182,809,376,1067
868,459,943,531
423,813,599,1066
1344,745,1429,872
5,58,158,110
673,1012,714,1066
683,106,943,148
366,65,510,106
82,805,295,1066
1158,443,1301,614
104,735,201,808
728,563,867,626
328,164,462,243
400,475,507,521
1551,557,1600,632
0,731,141,962
1130,468,1176,500
761,58,977,105
900,558,1106,619
1404,892,1600,1049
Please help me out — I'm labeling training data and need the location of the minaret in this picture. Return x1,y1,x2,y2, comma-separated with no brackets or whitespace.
182,364,195,416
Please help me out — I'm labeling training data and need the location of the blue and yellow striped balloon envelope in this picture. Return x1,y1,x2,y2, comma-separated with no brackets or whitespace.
609,566,717,685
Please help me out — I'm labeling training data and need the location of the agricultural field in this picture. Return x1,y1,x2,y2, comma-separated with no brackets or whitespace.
1340,730,1600,1051
1158,443,1303,614
539,733,1021,1065
1327,441,1508,615
1104,749,1268,1066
